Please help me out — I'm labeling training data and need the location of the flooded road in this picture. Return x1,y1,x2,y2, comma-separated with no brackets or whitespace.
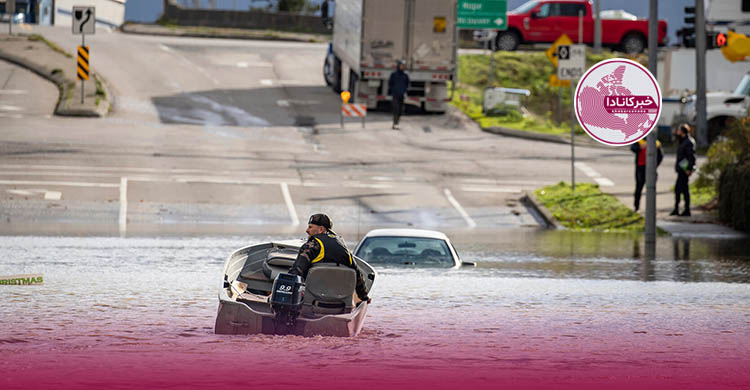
1,231,749,389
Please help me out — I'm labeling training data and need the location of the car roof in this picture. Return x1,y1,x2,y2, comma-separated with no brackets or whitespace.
361,229,449,240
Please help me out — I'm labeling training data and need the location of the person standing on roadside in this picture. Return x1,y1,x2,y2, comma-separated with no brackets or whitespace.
630,138,664,212
388,60,410,130
671,124,696,217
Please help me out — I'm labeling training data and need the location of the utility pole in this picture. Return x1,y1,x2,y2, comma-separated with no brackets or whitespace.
594,0,602,54
695,0,709,148
645,0,658,259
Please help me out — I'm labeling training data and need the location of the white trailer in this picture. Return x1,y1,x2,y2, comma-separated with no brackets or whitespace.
323,0,458,113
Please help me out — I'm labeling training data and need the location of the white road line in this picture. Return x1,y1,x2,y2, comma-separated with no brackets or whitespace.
574,162,615,187
119,178,128,236
44,191,62,200
0,180,119,188
158,43,219,86
237,62,249,68
443,188,477,228
461,186,522,193
280,182,299,226
260,79,273,86
0,90,27,95
0,105,23,111
6,189,34,196
276,100,289,107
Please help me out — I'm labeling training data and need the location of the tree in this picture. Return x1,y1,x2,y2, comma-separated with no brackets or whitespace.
278,0,307,13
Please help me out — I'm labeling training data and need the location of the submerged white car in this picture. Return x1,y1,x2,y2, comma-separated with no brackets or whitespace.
354,229,475,268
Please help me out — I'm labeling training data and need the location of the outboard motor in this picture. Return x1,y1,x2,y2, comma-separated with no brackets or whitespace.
269,273,304,333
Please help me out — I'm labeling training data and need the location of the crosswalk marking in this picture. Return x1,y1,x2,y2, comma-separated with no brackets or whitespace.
574,162,615,187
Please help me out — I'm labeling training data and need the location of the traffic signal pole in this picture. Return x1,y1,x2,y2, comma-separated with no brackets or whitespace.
695,0,709,148
645,0,658,259
594,0,602,54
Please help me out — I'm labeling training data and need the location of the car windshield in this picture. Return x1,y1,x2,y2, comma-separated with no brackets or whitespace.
511,0,539,14
734,74,750,96
355,236,455,267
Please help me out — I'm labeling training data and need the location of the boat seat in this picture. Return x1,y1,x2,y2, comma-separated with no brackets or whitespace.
261,254,297,280
302,264,356,315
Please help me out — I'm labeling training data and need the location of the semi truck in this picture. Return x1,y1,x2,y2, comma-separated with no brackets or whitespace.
323,0,458,113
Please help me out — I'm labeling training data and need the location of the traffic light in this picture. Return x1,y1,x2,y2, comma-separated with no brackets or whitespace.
721,31,750,62
682,6,697,48
707,31,728,50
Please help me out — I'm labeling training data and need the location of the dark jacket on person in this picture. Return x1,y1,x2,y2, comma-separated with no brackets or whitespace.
388,69,410,97
630,139,663,167
290,231,369,301
675,135,696,173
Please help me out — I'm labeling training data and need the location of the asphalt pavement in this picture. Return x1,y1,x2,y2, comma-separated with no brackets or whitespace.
0,26,742,238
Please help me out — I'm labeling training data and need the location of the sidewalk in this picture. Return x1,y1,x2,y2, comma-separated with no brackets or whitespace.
120,22,330,43
0,32,111,117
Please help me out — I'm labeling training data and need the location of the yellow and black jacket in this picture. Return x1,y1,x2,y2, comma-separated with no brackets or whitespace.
290,232,369,301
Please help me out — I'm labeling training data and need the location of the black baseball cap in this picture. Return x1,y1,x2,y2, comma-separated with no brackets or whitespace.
308,213,332,229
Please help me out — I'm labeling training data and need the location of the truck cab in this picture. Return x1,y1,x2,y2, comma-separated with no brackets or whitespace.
496,0,667,54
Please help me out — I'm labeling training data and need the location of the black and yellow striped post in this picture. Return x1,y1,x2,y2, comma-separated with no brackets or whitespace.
77,45,89,103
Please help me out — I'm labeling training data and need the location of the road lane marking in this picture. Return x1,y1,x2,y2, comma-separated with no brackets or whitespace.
44,191,62,200
260,79,273,86
237,62,248,68
461,186,522,193
276,100,289,107
0,180,119,188
574,162,615,187
0,90,27,95
280,182,299,226
443,188,477,228
158,43,219,86
0,105,22,111
119,177,128,236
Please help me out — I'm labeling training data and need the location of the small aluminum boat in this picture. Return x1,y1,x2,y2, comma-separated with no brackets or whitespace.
215,241,376,337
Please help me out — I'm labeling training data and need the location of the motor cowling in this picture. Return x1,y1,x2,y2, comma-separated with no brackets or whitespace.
269,273,304,329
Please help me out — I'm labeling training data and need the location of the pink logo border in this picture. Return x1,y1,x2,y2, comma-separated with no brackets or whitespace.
574,58,662,146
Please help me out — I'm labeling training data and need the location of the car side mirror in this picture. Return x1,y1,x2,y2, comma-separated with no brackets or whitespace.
461,261,476,267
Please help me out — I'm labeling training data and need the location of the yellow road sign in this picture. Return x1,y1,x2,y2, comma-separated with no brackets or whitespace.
77,45,89,81
722,31,750,62
546,34,573,67
549,74,571,87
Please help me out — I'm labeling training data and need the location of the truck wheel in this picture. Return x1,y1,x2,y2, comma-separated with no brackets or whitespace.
494,31,520,51
621,33,646,54
331,57,342,93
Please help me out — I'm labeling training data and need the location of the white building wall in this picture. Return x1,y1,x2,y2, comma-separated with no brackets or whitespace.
55,0,126,28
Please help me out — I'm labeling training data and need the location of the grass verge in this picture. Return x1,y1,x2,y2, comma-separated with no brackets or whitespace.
452,50,622,135
534,182,644,232
28,34,73,59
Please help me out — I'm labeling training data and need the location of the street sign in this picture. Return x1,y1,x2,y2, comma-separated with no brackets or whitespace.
72,6,95,35
457,0,507,30
77,46,90,81
557,44,586,80
549,74,571,87
546,34,573,67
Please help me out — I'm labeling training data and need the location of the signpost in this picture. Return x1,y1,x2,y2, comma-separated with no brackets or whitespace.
457,0,507,29
553,35,586,191
72,6,95,104
6,0,15,35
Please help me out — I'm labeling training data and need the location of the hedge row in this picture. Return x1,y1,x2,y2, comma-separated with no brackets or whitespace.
719,162,750,232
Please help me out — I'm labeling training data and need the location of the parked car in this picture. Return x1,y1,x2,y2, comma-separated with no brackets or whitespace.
685,71,750,143
354,229,475,268
494,0,667,53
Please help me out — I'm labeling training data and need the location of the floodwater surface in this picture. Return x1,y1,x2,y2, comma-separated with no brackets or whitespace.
1,231,749,389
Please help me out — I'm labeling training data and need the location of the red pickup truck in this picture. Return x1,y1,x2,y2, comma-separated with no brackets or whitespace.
494,0,667,53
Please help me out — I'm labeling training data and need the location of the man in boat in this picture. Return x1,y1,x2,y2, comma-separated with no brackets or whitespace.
290,213,371,303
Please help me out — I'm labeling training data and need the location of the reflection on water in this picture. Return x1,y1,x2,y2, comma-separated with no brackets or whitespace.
0,231,749,388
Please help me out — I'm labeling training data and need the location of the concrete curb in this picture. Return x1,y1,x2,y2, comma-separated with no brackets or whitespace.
520,191,560,230
483,125,613,149
120,23,329,43
0,47,111,118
